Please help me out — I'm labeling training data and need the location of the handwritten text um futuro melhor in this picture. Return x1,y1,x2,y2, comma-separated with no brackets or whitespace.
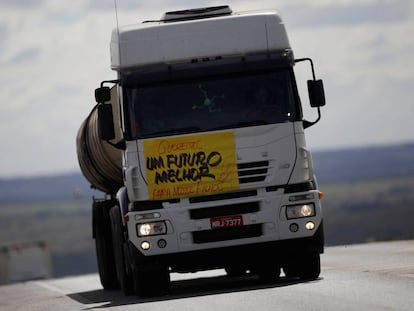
146,151,222,184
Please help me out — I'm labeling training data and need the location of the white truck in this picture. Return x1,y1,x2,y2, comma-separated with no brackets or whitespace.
76,5,326,296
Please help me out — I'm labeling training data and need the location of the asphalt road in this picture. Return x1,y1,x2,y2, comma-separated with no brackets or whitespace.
1,240,414,311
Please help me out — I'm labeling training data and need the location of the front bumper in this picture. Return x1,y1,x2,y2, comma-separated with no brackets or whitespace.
125,187,323,258
127,222,324,273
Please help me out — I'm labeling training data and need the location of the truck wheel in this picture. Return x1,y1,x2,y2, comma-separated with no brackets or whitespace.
93,203,119,290
109,206,134,295
95,235,119,289
132,265,170,297
284,252,320,281
298,252,320,280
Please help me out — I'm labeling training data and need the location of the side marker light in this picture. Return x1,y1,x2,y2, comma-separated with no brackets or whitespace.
319,192,324,200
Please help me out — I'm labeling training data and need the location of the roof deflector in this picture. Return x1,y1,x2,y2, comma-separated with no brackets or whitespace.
161,5,232,22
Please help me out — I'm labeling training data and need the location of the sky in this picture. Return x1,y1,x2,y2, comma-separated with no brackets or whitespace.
0,0,413,178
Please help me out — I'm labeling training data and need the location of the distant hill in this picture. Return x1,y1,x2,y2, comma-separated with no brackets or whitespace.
313,142,414,183
1,142,414,203
0,173,100,204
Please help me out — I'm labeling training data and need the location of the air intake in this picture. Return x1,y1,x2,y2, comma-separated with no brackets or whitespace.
162,5,232,22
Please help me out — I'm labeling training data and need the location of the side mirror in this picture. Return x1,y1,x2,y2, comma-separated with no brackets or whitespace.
307,80,326,108
97,104,115,141
95,87,111,103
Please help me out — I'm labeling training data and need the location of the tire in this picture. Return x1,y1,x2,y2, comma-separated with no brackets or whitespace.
109,206,135,295
299,252,320,280
95,235,119,289
93,202,119,290
132,264,170,297
284,252,320,281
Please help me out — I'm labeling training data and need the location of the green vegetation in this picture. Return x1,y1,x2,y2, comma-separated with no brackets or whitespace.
321,176,414,245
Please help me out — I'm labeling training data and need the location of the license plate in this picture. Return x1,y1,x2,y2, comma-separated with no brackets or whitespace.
210,215,243,229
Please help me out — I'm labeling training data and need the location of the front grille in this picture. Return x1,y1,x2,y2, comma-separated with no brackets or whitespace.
192,224,262,244
238,161,269,184
190,202,259,219
189,190,257,204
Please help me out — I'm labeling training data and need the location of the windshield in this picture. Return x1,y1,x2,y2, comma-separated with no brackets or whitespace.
123,68,299,139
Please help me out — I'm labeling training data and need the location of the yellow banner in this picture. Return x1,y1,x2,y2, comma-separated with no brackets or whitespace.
144,132,239,200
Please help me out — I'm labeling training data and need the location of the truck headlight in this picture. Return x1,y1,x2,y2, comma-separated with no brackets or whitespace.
137,221,167,237
286,204,315,219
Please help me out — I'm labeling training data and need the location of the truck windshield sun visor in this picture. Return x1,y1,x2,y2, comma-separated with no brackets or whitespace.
123,68,300,140
119,51,294,87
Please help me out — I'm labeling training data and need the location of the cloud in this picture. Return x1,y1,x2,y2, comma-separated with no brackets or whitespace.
9,47,40,64
0,0,45,8
282,0,412,28
88,0,143,10
0,1,413,176
0,3,117,176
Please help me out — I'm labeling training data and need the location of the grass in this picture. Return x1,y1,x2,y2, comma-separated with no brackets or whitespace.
320,176,414,245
